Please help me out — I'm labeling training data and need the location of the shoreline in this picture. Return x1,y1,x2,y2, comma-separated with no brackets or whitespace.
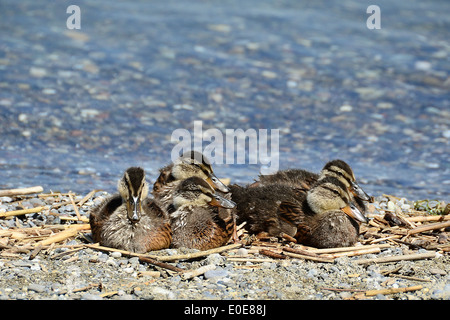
0,186,448,300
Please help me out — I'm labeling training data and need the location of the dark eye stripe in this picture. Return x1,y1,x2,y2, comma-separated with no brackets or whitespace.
321,185,342,197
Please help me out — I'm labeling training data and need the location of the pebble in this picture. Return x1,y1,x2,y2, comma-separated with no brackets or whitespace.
29,67,47,77
339,105,353,112
204,268,229,280
110,251,122,258
28,284,46,293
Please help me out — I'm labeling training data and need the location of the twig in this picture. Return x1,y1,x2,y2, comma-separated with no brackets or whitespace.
406,215,450,222
50,247,85,259
35,224,90,246
28,243,43,260
156,243,243,262
59,216,89,223
0,186,43,197
365,285,423,296
99,291,119,298
181,264,216,280
354,252,436,265
72,283,101,293
0,206,46,218
83,244,159,259
259,249,288,259
321,247,382,259
139,256,185,273
83,244,184,273
68,193,82,221
307,243,391,254
390,274,432,282
77,189,100,207
282,251,335,263
407,221,450,235
321,287,366,293
227,257,279,263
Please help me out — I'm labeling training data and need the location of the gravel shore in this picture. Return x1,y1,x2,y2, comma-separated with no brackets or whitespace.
0,190,448,301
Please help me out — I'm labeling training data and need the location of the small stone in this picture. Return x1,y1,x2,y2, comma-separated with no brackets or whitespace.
376,102,393,109
81,293,103,300
204,253,225,265
204,268,228,279
286,80,297,88
261,70,277,78
42,88,56,95
29,67,47,77
414,61,432,71
340,105,353,112
123,267,134,274
110,251,122,258
28,284,46,293
429,268,446,276
236,248,248,256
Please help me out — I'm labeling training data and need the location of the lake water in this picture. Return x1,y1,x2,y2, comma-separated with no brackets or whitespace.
0,0,449,201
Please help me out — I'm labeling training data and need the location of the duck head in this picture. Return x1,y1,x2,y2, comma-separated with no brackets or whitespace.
319,159,372,202
171,151,229,193
118,167,149,223
172,176,235,210
307,176,369,223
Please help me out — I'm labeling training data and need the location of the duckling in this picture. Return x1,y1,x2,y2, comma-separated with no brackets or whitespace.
292,176,368,248
89,167,172,253
256,159,371,203
168,177,235,250
229,182,304,239
230,176,368,247
152,151,229,211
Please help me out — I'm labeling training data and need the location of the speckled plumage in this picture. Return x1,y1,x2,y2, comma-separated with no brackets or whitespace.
169,177,235,250
229,183,304,238
89,167,172,253
152,151,229,211
255,159,371,214
90,197,172,252
230,176,366,248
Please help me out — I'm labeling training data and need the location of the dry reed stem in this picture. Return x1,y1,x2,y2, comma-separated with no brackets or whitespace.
181,264,216,280
406,215,450,222
355,252,436,265
282,251,334,263
156,243,243,262
68,193,82,221
35,224,90,246
0,186,43,197
303,243,390,255
407,220,450,235
0,206,46,218
365,285,423,296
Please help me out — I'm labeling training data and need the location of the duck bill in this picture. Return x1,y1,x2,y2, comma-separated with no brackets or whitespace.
341,204,369,223
206,173,229,193
350,181,372,202
209,194,236,209
127,196,141,222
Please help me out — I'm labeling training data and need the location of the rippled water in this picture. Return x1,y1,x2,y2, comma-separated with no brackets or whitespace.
0,0,449,200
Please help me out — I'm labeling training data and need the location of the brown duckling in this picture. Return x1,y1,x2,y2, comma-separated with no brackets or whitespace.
168,176,235,250
229,182,304,239
89,167,171,253
256,159,372,203
230,176,368,247
152,151,229,211
292,176,368,248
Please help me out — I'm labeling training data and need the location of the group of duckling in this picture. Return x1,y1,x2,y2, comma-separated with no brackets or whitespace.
89,151,373,254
